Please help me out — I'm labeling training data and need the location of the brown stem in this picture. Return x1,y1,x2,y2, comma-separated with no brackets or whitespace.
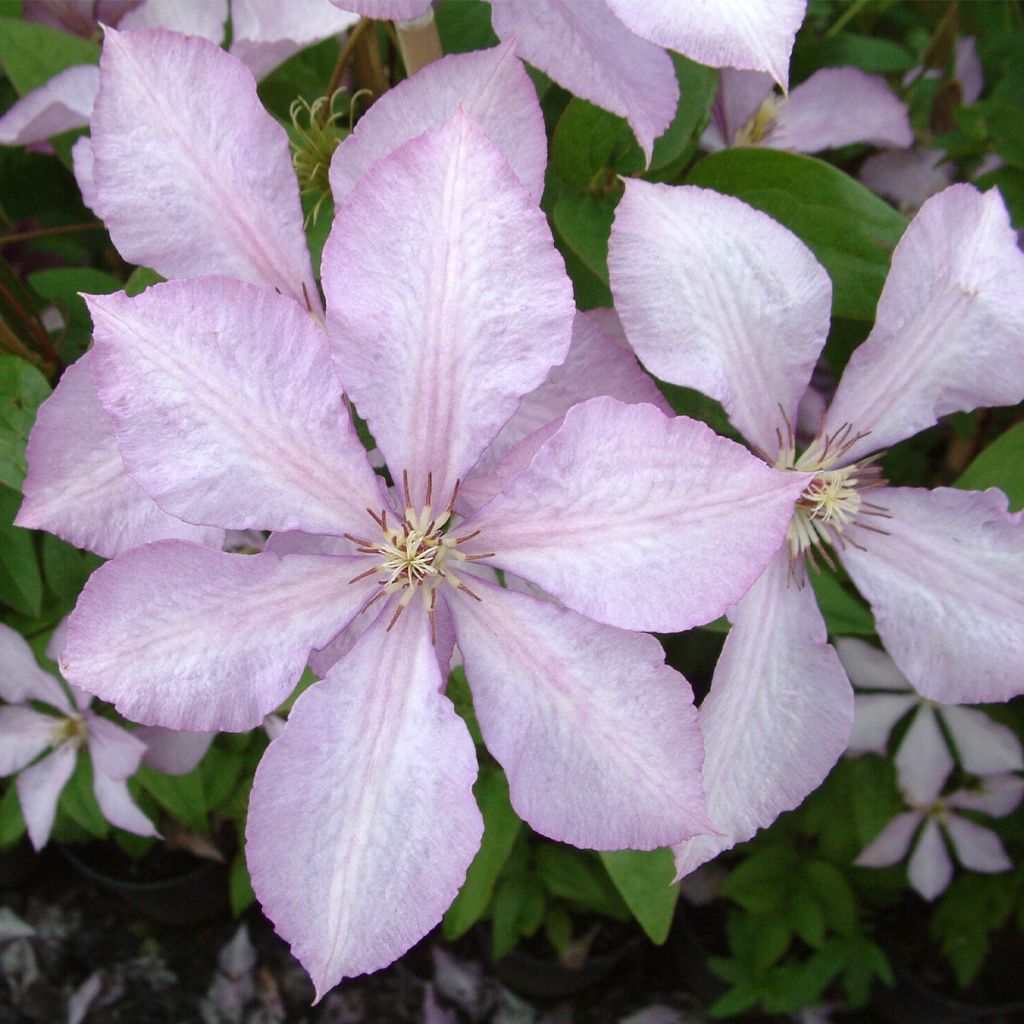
0,279,64,370
319,17,372,124
0,220,104,245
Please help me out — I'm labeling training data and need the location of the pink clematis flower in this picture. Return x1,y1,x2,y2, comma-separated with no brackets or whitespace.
0,622,156,850
609,180,1024,879
335,0,807,160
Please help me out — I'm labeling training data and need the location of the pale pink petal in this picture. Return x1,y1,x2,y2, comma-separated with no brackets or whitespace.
92,772,158,837
61,542,375,732
331,0,432,18
673,549,852,877
0,623,70,708
323,113,573,503
86,714,147,780
610,180,832,455
231,0,358,80
119,0,227,40
768,67,912,152
16,350,223,559
448,579,710,849
0,65,98,146
465,398,806,633
17,742,77,850
834,636,911,692
330,41,547,206
0,708,59,775
840,487,1024,704
908,818,953,899
956,37,983,106
607,0,805,88
71,136,99,214
825,186,1024,462
490,0,678,160
135,728,216,775
848,694,916,754
895,708,953,805
247,603,482,997
91,28,317,309
262,714,285,741
855,811,921,868
941,707,1023,776
701,68,773,150
947,775,1024,818
858,148,952,211
946,816,1011,874
87,280,383,537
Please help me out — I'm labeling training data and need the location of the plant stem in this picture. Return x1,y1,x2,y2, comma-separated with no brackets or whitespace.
0,221,104,245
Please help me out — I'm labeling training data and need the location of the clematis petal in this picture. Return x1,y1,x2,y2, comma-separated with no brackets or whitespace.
848,694,916,754
323,113,573,503
92,773,158,837
834,636,911,692
247,602,481,997
447,578,710,849
855,811,921,868
606,0,804,88
0,65,98,146
466,398,806,633
941,707,1024,776
61,542,375,732
331,0,432,18
18,742,77,850
955,37,984,106
86,279,383,537
701,68,773,151
610,180,832,455
0,708,59,775
118,0,227,41
71,136,99,214
135,728,215,775
908,819,953,899
946,816,1011,874
0,623,70,708
840,487,1024,704
86,714,147,780
858,147,952,211
90,28,317,309
16,353,223,558
895,708,952,805
330,41,547,206
230,0,358,80
490,0,678,160
947,775,1024,818
825,185,1024,462
768,68,912,152
673,549,852,877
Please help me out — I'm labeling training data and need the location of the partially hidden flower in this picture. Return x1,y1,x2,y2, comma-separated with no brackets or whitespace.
608,180,1024,879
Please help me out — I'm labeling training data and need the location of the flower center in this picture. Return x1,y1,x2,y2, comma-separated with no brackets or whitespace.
52,714,86,747
736,96,781,146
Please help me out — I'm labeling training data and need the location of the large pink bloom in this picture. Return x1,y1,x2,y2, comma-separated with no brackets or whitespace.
609,181,1024,878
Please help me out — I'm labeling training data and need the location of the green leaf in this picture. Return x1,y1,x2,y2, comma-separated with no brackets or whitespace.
551,100,626,189
42,533,101,607
29,267,122,323
434,0,499,54
809,570,875,635
749,914,792,971
0,354,51,491
0,16,100,95
789,889,827,948
535,845,630,919
0,487,42,616
0,783,26,848
957,421,1024,511
686,148,906,320
230,849,256,916
124,266,165,297
490,873,546,960
444,767,523,939
199,746,243,810
551,191,618,284
134,763,207,833
708,980,761,1018
719,845,798,914
599,847,679,944
647,54,717,176
804,861,857,937
60,753,109,839
544,905,573,954
819,34,917,74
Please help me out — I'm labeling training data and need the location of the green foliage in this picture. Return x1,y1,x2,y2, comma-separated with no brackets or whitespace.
957,421,1024,511
230,848,257,916
60,754,109,839
0,354,50,491
434,0,499,55
809,570,875,636
28,267,123,362
0,782,25,848
0,16,98,95
599,848,679,944
134,763,208,833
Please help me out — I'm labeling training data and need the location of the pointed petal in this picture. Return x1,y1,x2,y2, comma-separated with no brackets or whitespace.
946,816,1011,874
91,28,316,309
895,709,952,805
701,68,773,150
947,775,1024,818
86,714,147,780
448,580,709,848
673,549,853,877
610,180,832,454
16,352,223,558
855,811,921,868
858,148,952,211
135,727,216,775
834,636,912,692
825,186,1024,462
0,623,69,707
331,0,432,18
61,542,375,732
87,279,383,536
840,487,1024,704
71,136,99,214
118,0,227,40
247,603,482,997
330,42,547,206
323,113,573,502
92,772,158,837
908,819,953,900
607,0,804,88
17,742,77,850
465,397,806,633
941,707,1024,776
848,694,916,755
0,708,59,776
768,68,912,152
0,64,98,146
490,0,677,161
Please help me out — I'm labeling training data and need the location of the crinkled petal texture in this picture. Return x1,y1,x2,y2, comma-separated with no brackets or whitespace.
324,113,573,503
769,68,912,152
672,549,853,878
118,0,227,40
90,28,316,309
16,353,223,558
448,579,710,849
908,819,952,900
0,623,70,706
825,186,1024,463
702,69,773,150
941,707,1024,776
0,64,98,145
489,0,678,161
86,279,383,536
18,742,77,850
331,0,432,18
247,603,482,998
330,42,547,207
856,811,921,868
840,487,1024,704
610,181,832,455
608,0,803,86
61,542,374,731
467,398,806,633
895,709,952,804
946,817,1011,874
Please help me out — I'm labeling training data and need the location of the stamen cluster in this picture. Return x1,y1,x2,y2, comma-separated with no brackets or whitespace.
736,95,781,146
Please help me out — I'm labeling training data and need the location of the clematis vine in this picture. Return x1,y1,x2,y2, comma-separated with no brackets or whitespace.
609,180,1024,879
